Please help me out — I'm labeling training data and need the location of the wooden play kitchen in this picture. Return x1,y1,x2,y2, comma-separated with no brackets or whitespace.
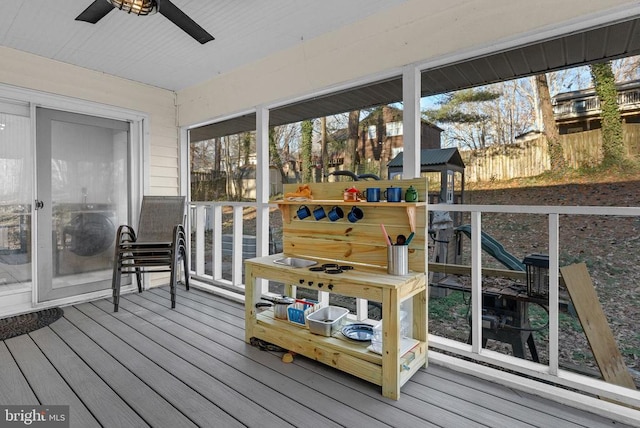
244,178,429,400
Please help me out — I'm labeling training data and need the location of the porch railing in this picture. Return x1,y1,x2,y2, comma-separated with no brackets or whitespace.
189,200,640,407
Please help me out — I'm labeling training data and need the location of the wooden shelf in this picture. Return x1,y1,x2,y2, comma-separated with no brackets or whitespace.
273,199,427,207
256,311,382,364
275,199,424,228
254,310,427,387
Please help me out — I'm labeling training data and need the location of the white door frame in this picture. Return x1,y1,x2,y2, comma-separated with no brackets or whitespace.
0,83,149,310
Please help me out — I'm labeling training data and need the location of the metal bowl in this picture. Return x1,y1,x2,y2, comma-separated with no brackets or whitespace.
273,257,317,268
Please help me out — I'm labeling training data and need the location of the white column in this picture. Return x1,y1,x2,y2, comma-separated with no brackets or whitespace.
548,213,560,375
402,64,421,178
256,106,270,258
470,211,482,353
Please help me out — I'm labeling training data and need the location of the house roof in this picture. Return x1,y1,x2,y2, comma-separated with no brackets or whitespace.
387,148,465,175
359,106,443,132
554,78,640,102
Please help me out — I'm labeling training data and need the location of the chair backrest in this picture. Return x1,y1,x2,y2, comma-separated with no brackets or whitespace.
136,196,186,243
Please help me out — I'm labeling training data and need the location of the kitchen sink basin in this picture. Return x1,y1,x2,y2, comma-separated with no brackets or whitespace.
273,257,317,268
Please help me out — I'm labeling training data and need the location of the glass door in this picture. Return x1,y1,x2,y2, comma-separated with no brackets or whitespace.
36,108,129,302
0,101,32,292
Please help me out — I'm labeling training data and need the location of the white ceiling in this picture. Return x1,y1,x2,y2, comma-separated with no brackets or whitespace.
0,0,406,91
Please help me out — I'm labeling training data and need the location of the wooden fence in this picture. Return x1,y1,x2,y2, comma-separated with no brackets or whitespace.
461,123,640,182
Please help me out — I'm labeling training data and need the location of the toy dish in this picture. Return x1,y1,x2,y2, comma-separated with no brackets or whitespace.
341,323,374,341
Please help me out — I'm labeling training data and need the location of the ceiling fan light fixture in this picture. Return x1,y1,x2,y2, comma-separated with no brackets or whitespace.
106,0,158,16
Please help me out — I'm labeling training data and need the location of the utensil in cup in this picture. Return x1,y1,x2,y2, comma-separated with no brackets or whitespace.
387,244,408,275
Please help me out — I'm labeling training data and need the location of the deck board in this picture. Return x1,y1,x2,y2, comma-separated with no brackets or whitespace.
0,341,39,405
0,284,633,428
106,294,344,428
415,369,602,427
48,314,195,427
28,325,148,428
4,332,100,427
61,306,240,428
146,289,439,428
86,299,302,428
125,290,389,428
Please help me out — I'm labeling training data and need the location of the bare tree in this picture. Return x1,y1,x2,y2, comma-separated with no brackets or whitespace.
612,54,640,82
242,131,252,166
320,117,328,181
213,137,221,171
271,123,300,182
343,110,360,172
190,139,216,171
269,127,286,183
301,119,314,182
223,135,234,198
534,73,566,171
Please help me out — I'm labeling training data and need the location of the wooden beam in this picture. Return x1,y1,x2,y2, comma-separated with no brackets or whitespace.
560,263,636,390
429,262,526,281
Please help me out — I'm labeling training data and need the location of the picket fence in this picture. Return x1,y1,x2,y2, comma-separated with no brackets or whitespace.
461,123,640,182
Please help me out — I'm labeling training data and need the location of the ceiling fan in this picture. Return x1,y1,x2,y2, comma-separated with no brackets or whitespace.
76,0,214,44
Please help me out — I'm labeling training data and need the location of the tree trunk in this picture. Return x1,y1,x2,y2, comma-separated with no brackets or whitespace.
301,120,314,183
590,62,625,167
344,110,360,173
223,136,234,198
234,135,244,200
242,132,251,166
320,117,328,182
269,127,287,184
534,73,565,171
214,137,221,172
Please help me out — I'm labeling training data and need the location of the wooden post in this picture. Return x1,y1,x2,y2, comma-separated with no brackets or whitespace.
560,263,636,390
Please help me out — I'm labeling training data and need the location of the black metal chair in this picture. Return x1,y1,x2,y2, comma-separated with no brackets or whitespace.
112,196,189,312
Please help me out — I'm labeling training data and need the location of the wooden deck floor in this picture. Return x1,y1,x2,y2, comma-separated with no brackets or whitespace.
0,286,632,428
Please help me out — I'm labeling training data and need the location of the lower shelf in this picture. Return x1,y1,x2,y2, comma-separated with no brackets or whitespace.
253,312,427,387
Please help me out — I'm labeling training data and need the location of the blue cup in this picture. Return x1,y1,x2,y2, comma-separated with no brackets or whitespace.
313,206,326,220
366,187,380,202
328,206,344,221
347,206,364,223
384,186,402,202
297,205,311,219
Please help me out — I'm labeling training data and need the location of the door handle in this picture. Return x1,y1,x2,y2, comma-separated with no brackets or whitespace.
35,200,44,210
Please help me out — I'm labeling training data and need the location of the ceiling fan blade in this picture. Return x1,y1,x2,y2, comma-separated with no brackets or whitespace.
158,0,214,44
75,0,115,24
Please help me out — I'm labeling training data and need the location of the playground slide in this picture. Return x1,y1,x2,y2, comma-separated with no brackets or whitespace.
455,224,525,271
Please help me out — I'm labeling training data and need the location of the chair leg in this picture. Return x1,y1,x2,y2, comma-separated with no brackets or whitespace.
112,259,122,312
135,267,143,293
169,257,177,309
182,250,190,291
